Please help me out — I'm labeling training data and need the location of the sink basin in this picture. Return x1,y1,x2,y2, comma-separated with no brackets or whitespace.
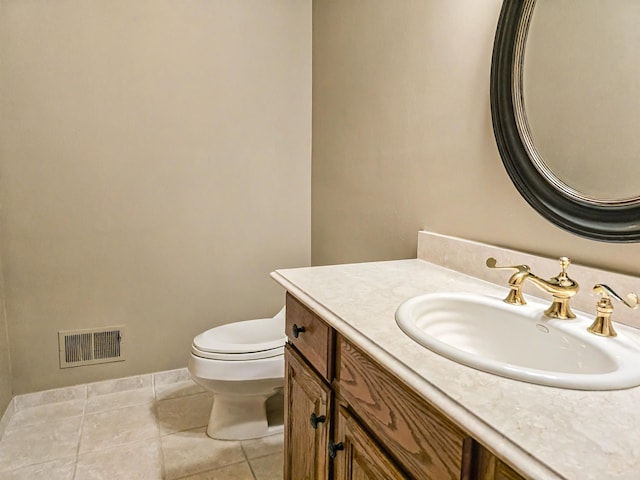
395,292,640,390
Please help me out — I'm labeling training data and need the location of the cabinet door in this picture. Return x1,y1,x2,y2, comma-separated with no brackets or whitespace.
285,344,332,480
475,444,526,480
333,407,408,480
338,337,467,479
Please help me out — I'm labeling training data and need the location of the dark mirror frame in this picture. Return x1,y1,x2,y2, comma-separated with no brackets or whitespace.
490,0,640,242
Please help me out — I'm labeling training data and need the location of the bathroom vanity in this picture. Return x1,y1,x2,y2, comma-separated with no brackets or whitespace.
272,231,640,480
284,293,522,480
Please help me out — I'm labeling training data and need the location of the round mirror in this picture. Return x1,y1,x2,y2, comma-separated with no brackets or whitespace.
491,0,640,242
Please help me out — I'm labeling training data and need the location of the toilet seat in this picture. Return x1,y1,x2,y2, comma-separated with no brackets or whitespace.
191,344,284,361
192,315,286,361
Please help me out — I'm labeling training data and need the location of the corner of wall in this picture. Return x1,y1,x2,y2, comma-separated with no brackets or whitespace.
0,236,13,417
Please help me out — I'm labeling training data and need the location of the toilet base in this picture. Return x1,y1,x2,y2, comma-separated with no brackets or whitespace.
206,392,284,441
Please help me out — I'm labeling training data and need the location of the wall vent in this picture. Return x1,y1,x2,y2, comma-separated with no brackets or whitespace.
58,326,125,368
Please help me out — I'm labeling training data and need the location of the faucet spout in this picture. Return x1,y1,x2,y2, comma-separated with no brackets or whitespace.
524,269,579,319
487,256,580,320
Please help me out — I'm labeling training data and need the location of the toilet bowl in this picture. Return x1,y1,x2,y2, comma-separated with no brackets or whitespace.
188,307,286,440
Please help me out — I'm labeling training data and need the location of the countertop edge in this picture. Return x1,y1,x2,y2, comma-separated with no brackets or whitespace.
270,269,564,480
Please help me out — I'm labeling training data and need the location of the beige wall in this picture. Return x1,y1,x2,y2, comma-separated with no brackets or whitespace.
312,0,640,277
0,256,11,413
0,0,311,394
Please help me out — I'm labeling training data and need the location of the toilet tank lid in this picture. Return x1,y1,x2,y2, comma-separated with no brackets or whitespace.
193,312,286,354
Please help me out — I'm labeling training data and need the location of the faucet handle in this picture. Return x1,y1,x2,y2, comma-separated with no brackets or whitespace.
552,256,578,287
593,284,638,309
486,257,530,305
587,284,639,337
485,257,530,274
558,256,570,273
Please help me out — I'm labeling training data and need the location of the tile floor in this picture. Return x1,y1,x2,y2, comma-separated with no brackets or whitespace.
0,369,284,479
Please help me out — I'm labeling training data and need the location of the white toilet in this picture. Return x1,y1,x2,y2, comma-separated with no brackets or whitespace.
188,307,286,440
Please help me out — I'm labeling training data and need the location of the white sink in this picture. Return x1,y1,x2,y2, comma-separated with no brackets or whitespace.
395,292,640,390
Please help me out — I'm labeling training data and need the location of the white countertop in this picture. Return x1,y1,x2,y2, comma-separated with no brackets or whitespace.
271,258,640,480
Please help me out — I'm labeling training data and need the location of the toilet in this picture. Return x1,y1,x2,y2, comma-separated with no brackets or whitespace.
188,307,286,441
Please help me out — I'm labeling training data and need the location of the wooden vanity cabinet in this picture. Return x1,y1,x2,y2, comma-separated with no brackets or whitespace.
474,445,525,480
285,293,334,381
284,293,526,480
337,336,470,480
333,405,407,480
284,293,336,479
284,344,333,479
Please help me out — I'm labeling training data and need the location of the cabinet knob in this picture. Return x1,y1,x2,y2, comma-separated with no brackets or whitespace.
328,439,344,459
310,412,326,429
292,324,306,338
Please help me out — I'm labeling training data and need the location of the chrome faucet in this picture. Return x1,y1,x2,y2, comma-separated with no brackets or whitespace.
486,256,579,319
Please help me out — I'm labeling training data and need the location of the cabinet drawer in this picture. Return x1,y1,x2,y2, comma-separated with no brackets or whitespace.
286,293,334,382
337,336,468,480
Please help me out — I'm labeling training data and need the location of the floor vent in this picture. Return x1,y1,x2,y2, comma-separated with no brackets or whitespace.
58,326,125,368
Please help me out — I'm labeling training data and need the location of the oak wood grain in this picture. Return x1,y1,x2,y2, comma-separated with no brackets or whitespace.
474,443,527,480
286,293,335,381
337,335,467,480
334,406,409,480
285,344,333,480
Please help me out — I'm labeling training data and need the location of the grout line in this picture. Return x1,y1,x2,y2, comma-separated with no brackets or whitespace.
171,459,252,480
153,399,168,480
74,431,162,458
83,399,157,418
155,389,211,406
244,449,285,462
0,456,77,477
240,440,260,480
158,420,211,438
14,383,88,412
4,413,86,435
246,458,259,480
71,397,87,479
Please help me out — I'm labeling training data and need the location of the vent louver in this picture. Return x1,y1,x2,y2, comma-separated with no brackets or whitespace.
58,326,125,368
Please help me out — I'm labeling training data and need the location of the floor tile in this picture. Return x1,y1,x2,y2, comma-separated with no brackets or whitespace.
154,368,205,396
7,399,85,431
15,385,86,410
250,452,284,480
177,461,254,480
154,368,205,400
79,403,159,454
156,392,213,434
0,399,16,439
85,387,154,414
0,417,81,472
241,431,284,460
161,427,245,479
87,374,152,397
2,369,284,477
154,368,190,385
155,379,205,401
0,457,76,480
75,437,163,480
